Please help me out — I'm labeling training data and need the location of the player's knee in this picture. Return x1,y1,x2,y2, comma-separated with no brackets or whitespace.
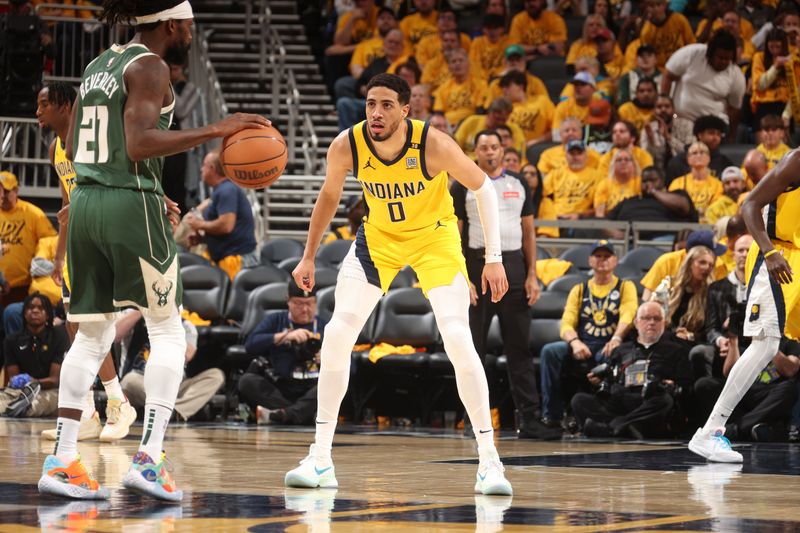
73,320,116,360
146,312,187,359
320,313,360,371
438,318,479,366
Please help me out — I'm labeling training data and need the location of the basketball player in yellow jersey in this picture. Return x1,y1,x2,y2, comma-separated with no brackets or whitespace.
36,82,137,442
286,73,512,495
689,148,800,463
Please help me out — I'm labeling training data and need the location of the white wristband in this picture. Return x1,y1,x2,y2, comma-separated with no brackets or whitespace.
473,175,502,263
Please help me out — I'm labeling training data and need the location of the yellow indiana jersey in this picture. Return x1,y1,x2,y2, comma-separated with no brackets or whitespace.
54,138,76,200
766,185,800,249
350,119,453,235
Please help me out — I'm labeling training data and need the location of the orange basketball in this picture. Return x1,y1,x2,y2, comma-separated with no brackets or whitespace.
220,126,287,189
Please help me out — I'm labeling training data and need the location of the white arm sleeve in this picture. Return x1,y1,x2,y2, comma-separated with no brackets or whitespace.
472,175,502,264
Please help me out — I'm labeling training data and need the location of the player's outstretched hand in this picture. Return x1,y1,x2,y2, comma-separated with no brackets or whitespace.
766,251,793,284
213,113,271,137
481,262,508,303
293,258,316,292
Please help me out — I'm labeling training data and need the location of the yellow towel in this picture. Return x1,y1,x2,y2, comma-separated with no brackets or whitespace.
181,309,211,326
536,258,573,287
368,342,417,363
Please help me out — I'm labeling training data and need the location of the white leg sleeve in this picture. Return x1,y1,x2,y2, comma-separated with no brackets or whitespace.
142,309,187,410
58,320,116,410
428,275,493,434
702,335,780,433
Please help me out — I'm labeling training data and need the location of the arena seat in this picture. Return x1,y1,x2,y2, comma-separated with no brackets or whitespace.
537,245,552,260
620,246,665,275
558,244,594,271
529,55,568,79
209,265,289,344
316,239,352,269
260,238,305,267
527,141,558,167
718,144,751,166
180,264,230,323
223,282,291,368
178,251,210,268
531,290,568,319
547,272,589,294
389,267,417,289
565,17,584,44
314,267,339,290
544,77,570,103
529,318,563,360
277,256,301,274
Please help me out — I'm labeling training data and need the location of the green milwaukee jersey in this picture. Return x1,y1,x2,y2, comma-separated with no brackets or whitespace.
73,43,174,194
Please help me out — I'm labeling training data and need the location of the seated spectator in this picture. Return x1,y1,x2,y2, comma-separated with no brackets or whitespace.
408,83,432,121
0,171,57,304
641,230,729,301
741,148,769,193
185,151,257,280
711,8,756,64
484,45,548,107
606,166,696,239
521,163,558,237
428,111,452,136
500,71,555,146
469,14,509,78
571,301,692,438
665,115,733,182
594,28,625,80
618,80,657,133
566,14,612,68
395,61,421,89
324,195,364,244
399,0,438,56
324,0,380,90
696,2,754,44
756,114,790,169
539,241,638,426
584,98,614,154
543,140,603,220
420,29,461,90
508,0,567,60
538,118,601,178
597,121,654,177
415,7,471,68
502,148,522,173
552,72,596,136
668,142,724,222
432,48,488,127
454,98,526,159
120,310,224,422
641,95,694,171
238,283,326,425
640,0,696,69
560,56,615,103
594,149,641,218
661,30,745,137
617,44,662,106
751,27,794,122
0,293,65,417
706,167,746,225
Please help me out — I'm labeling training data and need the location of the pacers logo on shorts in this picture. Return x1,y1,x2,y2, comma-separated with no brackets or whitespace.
750,304,760,322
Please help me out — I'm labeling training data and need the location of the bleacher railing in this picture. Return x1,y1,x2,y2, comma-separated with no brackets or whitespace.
0,117,57,197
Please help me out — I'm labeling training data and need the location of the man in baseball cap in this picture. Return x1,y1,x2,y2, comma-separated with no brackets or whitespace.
705,166,746,224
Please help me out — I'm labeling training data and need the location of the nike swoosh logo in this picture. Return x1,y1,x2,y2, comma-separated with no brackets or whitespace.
479,429,492,434
315,420,328,424
315,466,332,475
478,472,487,481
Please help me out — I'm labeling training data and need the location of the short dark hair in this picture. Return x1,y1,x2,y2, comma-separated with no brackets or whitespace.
641,165,664,180
706,29,738,61
495,124,512,136
474,129,502,146
693,115,727,136
23,292,53,328
482,13,505,28
499,70,527,90
616,120,638,142
396,61,422,86
726,214,747,241
377,6,395,18
487,97,513,114
636,78,657,92
504,147,521,158
760,114,784,130
44,82,76,108
366,73,411,106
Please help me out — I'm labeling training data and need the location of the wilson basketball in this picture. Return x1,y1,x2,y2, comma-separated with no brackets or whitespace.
220,126,288,189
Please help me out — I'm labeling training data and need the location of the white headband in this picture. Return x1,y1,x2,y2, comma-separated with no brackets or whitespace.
135,0,194,24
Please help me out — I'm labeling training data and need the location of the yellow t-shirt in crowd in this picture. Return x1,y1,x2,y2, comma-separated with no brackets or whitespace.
433,76,489,126
485,72,548,107
399,10,438,55
537,144,601,176
668,173,723,219
695,17,754,41
641,248,729,291
349,37,385,73
593,175,642,215
420,54,452,90
0,199,57,289
553,99,590,131
453,115,527,159
618,102,656,133
623,38,642,73
560,275,639,336
705,195,739,225
544,165,602,216
751,52,800,105
640,12,696,68
324,225,355,244
415,32,472,67
566,40,624,67
509,96,556,142
597,146,654,178
336,5,379,44
757,142,790,169
560,78,615,103
509,10,567,50
469,35,510,78
29,235,61,305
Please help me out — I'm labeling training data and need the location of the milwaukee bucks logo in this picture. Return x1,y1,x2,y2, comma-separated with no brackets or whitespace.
151,281,173,307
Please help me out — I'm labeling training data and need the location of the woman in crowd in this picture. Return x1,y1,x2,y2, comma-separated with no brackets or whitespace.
521,163,557,238
751,28,798,126
594,148,641,217
666,245,716,345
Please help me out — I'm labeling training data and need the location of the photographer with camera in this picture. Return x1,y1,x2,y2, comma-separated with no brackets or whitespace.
238,281,326,425
694,234,799,441
571,301,693,438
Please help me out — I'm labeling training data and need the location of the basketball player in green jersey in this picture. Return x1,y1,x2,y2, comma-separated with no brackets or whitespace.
286,74,513,495
37,0,269,501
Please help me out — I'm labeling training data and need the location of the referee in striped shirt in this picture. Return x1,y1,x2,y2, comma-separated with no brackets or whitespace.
451,129,562,440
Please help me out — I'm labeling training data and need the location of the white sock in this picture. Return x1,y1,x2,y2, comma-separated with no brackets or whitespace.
702,335,780,434
138,404,172,460
80,390,95,420
54,417,81,463
102,377,125,402
476,429,498,458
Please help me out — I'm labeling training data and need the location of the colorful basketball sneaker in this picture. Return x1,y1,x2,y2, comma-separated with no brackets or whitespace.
474,450,513,496
121,451,183,502
37,455,110,500
284,444,338,488
99,399,137,442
